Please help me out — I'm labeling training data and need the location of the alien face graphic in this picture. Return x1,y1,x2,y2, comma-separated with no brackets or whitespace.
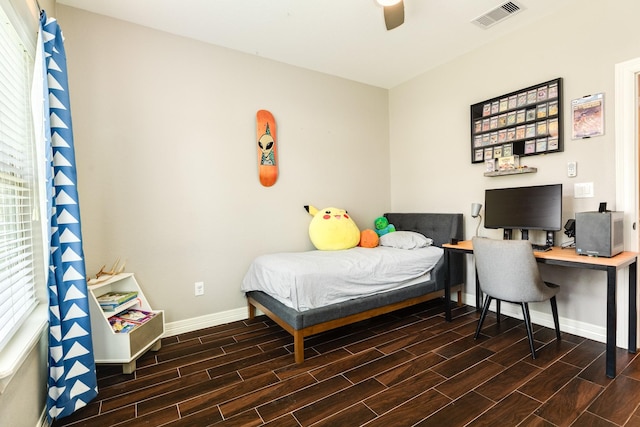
258,133,275,165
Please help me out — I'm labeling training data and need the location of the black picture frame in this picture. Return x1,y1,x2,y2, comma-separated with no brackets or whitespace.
470,78,563,164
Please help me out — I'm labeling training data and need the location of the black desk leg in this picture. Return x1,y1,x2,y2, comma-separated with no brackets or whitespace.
445,249,451,321
630,261,637,354
606,266,617,379
475,268,481,310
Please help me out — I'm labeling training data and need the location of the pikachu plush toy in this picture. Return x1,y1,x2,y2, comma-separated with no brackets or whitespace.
304,205,360,251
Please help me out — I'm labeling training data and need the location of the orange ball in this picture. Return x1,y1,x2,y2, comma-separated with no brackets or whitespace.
359,229,379,248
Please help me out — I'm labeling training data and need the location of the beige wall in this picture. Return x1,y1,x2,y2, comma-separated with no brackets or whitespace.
56,5,391,324
7,0,640,423
0,329,48,427
389,0,640,339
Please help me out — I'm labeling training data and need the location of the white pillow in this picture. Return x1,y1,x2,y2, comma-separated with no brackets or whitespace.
379,231,433,250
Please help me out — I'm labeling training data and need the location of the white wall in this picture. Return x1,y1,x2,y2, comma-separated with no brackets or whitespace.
56,5,391,324
389,0,640,343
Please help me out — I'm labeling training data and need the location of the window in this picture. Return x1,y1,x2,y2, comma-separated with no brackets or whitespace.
0,5,42,353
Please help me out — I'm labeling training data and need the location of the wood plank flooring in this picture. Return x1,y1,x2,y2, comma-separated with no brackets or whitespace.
52,300,640,426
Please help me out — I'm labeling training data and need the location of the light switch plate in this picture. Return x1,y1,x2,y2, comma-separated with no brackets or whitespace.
574,182,594,198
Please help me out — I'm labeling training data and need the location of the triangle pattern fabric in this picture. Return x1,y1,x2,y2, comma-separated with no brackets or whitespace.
40,11,98,422
50,366,65,382
63,266,85,281
59,228,81,243
49,325,62,342
47,57,62,73
56,189,77,205
47,73,64,91
57,208,79,224
53,150,72,167
52,131,71,148
61,248,83,263
50,112,69,129
64,341,91,360
63,285,86,301
62,322,89,340
61,303,88,321
54,170,74,186
66,360,90,380
49,93,66,109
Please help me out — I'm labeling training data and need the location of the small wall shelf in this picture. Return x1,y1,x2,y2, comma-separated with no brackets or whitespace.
484,167,538,177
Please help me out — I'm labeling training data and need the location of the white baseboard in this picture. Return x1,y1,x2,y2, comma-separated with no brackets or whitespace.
460,292,607,345
163,307,250,337
164,295,608,347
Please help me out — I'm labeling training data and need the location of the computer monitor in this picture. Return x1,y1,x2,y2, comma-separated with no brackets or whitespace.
484,184,563,242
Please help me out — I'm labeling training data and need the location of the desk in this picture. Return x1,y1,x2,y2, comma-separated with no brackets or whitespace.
443,240,638,378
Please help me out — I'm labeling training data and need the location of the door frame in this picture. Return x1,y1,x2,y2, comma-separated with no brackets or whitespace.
615,57,640,347
615,57,639,252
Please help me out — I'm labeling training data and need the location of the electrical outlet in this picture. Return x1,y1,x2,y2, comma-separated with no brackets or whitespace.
194,281,204,296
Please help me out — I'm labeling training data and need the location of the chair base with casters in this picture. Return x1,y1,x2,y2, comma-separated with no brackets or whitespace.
473,283,560,359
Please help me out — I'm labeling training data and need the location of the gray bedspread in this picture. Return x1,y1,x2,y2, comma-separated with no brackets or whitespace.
246,213,464,330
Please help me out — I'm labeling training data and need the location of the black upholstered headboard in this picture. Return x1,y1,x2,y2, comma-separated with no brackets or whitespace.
384,213,463,248
384,212,465,286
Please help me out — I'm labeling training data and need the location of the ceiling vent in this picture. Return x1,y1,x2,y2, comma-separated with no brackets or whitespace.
471,1,524,29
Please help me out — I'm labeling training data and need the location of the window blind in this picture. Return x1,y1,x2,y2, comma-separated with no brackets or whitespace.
0,8,38,352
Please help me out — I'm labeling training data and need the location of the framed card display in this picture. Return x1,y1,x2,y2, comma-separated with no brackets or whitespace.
470,78,563,164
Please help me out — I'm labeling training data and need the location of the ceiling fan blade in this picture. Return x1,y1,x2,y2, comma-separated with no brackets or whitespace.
383,1,404,31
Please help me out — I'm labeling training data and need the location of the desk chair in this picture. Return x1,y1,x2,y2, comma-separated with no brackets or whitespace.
472,237,561,359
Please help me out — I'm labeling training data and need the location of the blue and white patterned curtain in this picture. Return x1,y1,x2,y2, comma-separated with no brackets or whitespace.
36,11,98,421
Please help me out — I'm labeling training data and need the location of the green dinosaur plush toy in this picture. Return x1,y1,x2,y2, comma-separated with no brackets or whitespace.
374,216,396,236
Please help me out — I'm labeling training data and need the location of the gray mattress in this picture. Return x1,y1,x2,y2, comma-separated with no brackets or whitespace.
247,212,464,330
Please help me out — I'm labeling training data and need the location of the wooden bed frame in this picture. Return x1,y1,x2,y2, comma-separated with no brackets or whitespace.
246,212,465,363
248,286,462,364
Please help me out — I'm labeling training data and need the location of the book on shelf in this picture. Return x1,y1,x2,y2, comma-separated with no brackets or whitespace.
117,309,155,324
108,310,156,333
109,317,139,333
97,291,138,310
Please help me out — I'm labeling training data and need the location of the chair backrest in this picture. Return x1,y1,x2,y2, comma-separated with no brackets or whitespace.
472,237,549,303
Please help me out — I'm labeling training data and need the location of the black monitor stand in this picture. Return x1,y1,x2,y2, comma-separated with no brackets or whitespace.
517,229,554,246
503,229,513,240
546,230,555,247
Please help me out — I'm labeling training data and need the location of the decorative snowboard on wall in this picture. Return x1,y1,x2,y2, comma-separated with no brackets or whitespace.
256,109,278,187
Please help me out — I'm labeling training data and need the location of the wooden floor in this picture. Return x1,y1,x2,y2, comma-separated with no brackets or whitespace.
52,300,640,427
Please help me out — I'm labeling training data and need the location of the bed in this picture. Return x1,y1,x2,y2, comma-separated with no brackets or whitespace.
242,212,464,363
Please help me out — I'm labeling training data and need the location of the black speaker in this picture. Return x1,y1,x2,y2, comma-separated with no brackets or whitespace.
599,202,607,213
575,211,623,257
564,219,575,238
